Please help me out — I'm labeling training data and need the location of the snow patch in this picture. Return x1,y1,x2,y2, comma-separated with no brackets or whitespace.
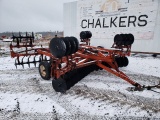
0,92,68,114
122,57,160,77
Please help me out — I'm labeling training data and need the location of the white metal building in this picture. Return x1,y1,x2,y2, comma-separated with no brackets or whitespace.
64,0,160,54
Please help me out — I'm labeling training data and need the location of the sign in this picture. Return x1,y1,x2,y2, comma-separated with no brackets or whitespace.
77,0,158,40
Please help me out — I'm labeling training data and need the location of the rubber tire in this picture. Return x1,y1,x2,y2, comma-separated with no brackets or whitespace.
116,34,123,46
67,37,76,54
125,34,131,45
70,37,79,53
128,34,134,45
62,37,72,56
80,31,87,39
114,34,119,44
52,77,67,93
118,34,125,45
152,54,157,57
49,38,66,58
115,57,123,67
39,61,51,80
121,34,127,45
86,31,92,38
123,57,129,67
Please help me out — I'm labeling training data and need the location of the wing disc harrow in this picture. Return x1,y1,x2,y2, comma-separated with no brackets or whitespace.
10,31,160,93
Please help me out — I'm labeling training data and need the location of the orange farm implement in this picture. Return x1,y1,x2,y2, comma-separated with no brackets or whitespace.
10,32,160,93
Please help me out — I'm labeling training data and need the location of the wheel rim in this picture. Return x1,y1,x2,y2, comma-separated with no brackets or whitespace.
40,65,46,77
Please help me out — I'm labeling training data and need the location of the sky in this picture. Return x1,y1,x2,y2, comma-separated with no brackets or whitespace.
0,0,77,33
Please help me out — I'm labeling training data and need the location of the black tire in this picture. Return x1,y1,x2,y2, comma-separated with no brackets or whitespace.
125,34,131,45
52,77,67,93
115,57,123,67
121,34,127,45
80,31,87,39
119,34,125,45
114,34,119,44
123,57,129,67
70,37,79,53
152,54,157,57
39,61,51,80
117,34,123,45
62,37,72,56
67,37,76,54
49,38,66,58
86,31,92,38
128,34,134,45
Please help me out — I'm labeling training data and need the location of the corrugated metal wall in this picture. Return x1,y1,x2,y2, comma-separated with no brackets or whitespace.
64,0,160,53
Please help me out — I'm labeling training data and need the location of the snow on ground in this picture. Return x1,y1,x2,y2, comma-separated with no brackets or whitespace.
123,56,160,77
0,92,68,114
0,54,160,119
